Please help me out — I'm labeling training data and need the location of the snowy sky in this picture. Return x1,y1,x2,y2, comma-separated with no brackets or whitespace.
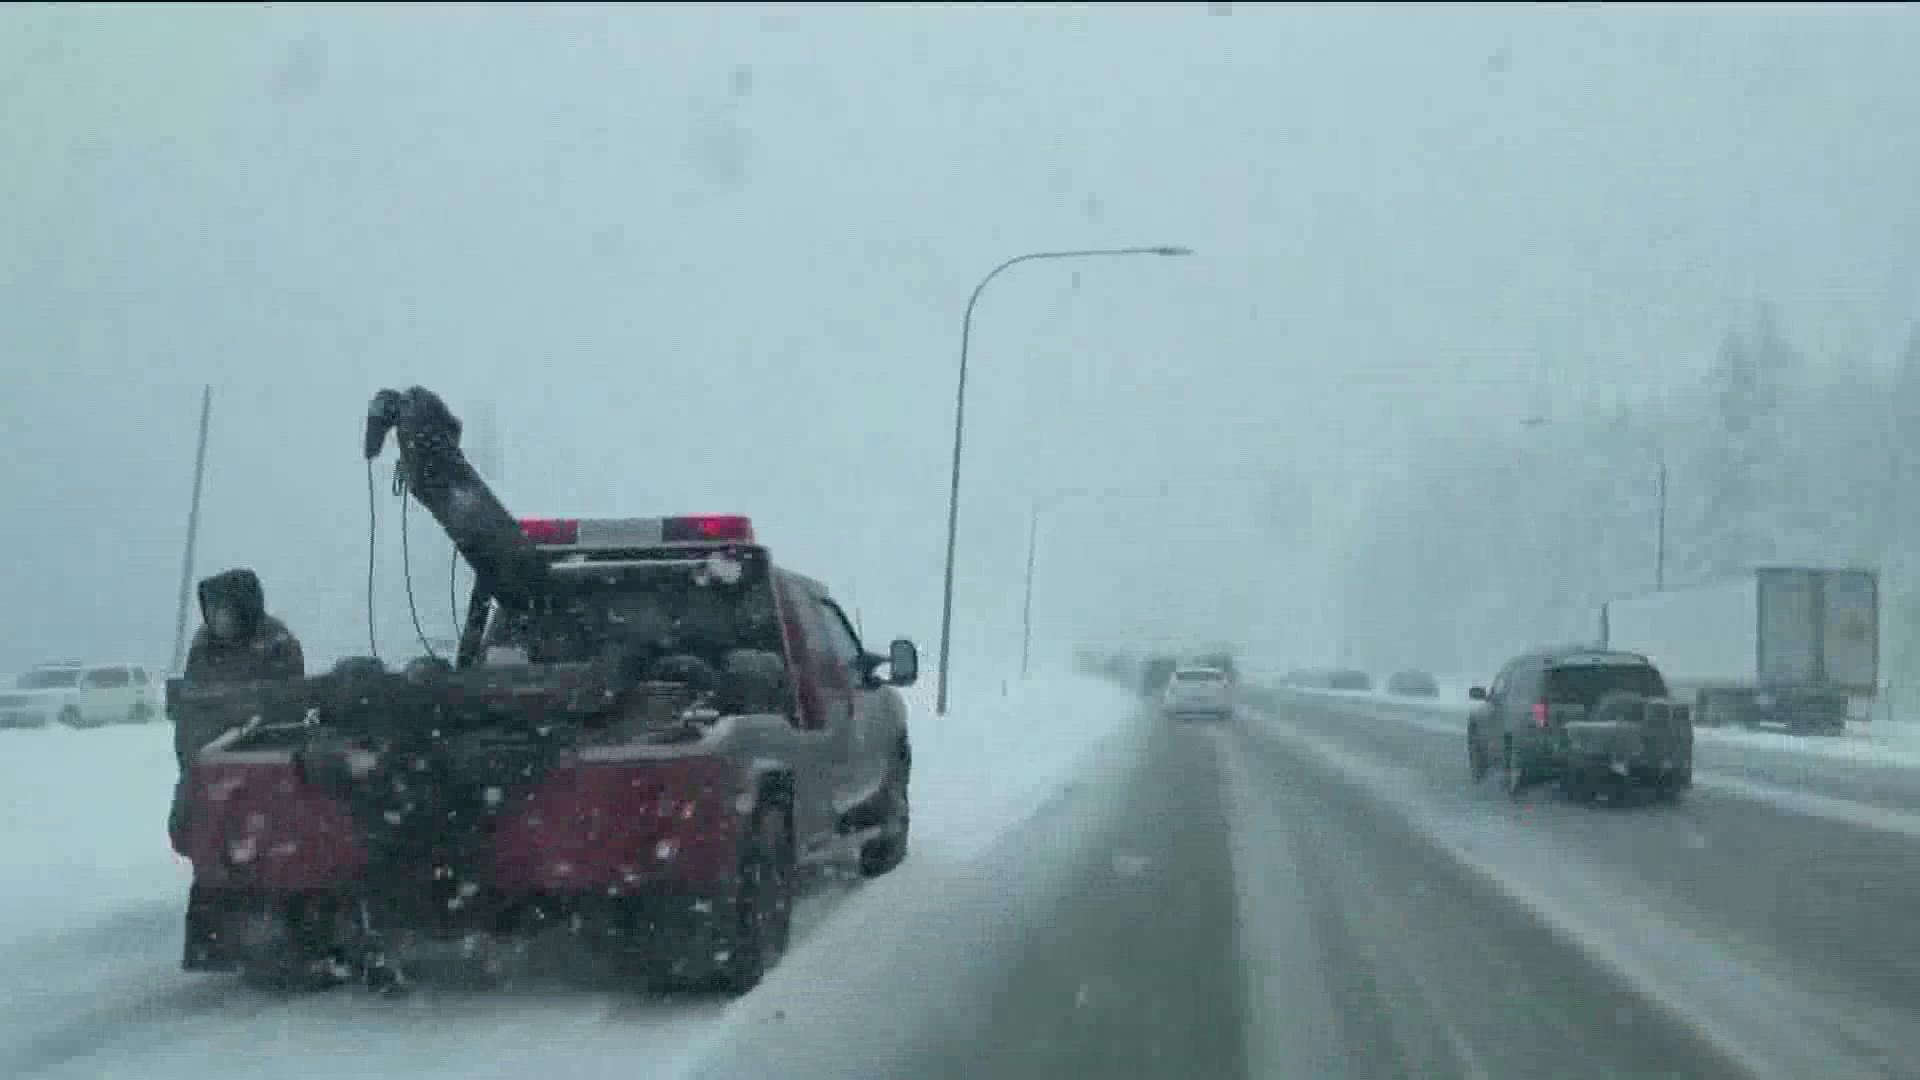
4,3,1919,675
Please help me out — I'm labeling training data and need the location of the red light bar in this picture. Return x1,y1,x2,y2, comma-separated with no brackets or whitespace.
663,515,754,543
519,518,580,545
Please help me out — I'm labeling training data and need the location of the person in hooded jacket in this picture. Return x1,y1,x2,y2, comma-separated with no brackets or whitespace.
171,568,305,851
184,568,305,687
174,570,366,988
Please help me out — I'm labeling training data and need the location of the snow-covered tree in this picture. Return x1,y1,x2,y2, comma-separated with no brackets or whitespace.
1339,303,1901,685
1880,327,1920,696
1695,304,1797,577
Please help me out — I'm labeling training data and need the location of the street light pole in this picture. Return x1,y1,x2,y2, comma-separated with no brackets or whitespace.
1522,415,1671,594
934,245,1193,716
1020,506,1040,679
170,385,213,673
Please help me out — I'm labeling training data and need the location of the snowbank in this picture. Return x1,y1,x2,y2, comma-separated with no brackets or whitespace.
1275,673,1479,714
895,671,1143,862
1693,722,1920,769
0,721,187,947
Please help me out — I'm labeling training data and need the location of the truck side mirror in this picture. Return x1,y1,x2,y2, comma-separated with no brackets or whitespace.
1469,686,1488,701
886,639,919,688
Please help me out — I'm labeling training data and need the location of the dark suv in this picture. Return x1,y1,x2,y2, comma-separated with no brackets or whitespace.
1467,647,1692,802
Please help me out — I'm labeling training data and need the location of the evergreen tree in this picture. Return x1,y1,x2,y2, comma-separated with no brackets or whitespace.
1698,303,1798,577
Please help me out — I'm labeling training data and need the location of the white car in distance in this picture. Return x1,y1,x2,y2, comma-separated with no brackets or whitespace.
0,661,161,729
1162,665,1235,722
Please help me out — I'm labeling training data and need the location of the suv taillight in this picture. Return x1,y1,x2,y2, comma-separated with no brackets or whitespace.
1531,701,1549,728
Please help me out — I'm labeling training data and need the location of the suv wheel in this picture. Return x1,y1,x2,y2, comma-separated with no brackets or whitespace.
1468,725,1489,783
1502,740,1529,799
1560,767,1594,804
1653,766,1691,802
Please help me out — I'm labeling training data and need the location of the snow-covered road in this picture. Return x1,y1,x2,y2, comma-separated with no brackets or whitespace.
1261,681,1920,1077
0,670,1147,1080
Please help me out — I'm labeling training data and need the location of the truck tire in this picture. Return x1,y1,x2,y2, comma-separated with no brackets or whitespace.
1652,764,1691,802
1697,690,1733,728
714,809,794,995
1560,766,1595,804
1467,724,1489,783
859,750,910,878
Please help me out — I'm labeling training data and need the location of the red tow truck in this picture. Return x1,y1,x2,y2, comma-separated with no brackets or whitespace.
169,387,919,994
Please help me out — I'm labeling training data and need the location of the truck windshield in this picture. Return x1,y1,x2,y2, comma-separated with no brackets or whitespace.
478,550,782,670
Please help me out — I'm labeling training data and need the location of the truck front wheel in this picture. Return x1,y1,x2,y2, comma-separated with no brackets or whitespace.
859,757,910,878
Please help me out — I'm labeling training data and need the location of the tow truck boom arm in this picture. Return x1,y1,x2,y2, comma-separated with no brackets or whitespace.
363,386,549,604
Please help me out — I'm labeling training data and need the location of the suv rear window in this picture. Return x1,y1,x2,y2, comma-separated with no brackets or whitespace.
83,667,131,689
1545,662,1666,707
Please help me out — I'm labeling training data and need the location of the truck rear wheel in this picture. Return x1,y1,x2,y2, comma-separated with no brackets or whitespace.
714,810,794,994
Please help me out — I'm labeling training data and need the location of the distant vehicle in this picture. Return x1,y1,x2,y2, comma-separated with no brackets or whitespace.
1190,650,1238,683
1386,670,1439,697
1327,669,1372,692
1601,566,1876,735
0,661,160,729
1162,666,1234,721
1467,646,1692,802
1140,655,1179,698
1280,667,1370,692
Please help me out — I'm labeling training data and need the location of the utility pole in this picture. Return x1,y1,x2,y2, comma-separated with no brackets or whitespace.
170,385,212,673
1655,452,1668,591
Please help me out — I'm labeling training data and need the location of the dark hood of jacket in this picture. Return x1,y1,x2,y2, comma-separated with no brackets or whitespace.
183,567,303,687
198,568,267,640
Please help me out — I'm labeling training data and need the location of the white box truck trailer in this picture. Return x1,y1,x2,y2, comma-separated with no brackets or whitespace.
1599,566,1878,734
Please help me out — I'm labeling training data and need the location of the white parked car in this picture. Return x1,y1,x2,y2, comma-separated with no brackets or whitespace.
0,661,161,729
1162,665,1235,722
